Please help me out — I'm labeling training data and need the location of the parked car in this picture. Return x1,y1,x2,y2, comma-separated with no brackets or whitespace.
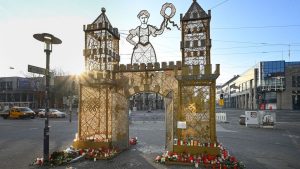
33,108,45,116
0,109,10,119
4,107,36,119
38,109,66,118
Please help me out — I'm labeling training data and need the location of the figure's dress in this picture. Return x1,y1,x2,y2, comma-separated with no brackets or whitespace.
130,25,157,64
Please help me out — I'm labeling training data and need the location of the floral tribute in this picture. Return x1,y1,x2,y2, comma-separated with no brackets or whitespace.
32,137,139,166
32,146,120,167
155,143,245,169
129,137,138,145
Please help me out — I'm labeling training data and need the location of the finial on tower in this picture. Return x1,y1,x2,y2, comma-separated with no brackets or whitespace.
101,7,106,13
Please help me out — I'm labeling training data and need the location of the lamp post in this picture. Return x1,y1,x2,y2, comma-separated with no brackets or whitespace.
33,33,62,163
69,80,75,123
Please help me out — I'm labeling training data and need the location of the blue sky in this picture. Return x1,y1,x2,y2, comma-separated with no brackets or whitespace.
0,0,299,84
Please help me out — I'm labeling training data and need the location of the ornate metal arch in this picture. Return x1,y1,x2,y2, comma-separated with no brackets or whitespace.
74,0,220,156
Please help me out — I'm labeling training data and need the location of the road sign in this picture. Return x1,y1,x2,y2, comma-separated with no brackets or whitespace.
219,99,224,106
245,111,259,126
28,65,46,75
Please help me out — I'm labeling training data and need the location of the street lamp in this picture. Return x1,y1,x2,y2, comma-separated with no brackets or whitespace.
33,33,62,163
69,80,75,123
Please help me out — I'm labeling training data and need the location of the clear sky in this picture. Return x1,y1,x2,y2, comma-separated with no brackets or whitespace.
0,0,299,84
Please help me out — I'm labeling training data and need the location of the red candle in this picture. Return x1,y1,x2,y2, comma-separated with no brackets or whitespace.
178,155,181,161
202,155,206,163
230,156,236,162
189,156,194,163
222,150,228,158
216,161,220,168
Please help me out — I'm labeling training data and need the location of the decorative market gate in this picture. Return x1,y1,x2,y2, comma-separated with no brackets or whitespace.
73,0,220,155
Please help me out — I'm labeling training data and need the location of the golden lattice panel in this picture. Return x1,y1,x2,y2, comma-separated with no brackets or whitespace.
180,85,211,143
79,85,112,142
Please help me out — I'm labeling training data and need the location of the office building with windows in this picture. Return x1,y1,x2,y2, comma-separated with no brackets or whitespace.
0,77,45,110
218,60,300,110
0,75,81,110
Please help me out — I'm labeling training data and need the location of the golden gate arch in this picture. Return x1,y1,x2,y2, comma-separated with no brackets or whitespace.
73,0,220,155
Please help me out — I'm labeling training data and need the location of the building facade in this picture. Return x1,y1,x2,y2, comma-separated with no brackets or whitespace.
0,76,45,110
0,75,79,110
218,60,300,110
281,62,300,109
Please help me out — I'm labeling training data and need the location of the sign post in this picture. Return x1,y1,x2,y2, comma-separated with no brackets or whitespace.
33,33,61,164
28,65,46,75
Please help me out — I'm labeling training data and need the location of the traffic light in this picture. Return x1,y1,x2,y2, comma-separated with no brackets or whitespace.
220,94,223,99
219,94,224,106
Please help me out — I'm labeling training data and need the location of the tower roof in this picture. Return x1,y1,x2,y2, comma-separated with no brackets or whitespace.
182,0,209,21
92,7,113,27
89,7,119,39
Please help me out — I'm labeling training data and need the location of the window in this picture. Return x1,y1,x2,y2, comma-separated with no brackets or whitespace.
200,39,205,47
13,94,18,101
0,94,5,102
192,12,198,19
199,51,204,56
185,41,190,48
193,40,198,47
21,93,27,102
261,61,285,85
292,76,300,87
0,82,5,90
193,51,198,57
292,76,296,87
6,81,13,90
0,81,13,91
265,92,277,103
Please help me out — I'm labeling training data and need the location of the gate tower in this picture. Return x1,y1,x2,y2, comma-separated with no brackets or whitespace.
172,0,220,155
73,8,129,150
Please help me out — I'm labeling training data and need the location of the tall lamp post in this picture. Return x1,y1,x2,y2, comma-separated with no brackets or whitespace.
33,33,62,163
69,80,75,123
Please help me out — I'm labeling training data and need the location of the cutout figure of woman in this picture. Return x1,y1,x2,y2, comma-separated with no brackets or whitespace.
126,10,167,64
